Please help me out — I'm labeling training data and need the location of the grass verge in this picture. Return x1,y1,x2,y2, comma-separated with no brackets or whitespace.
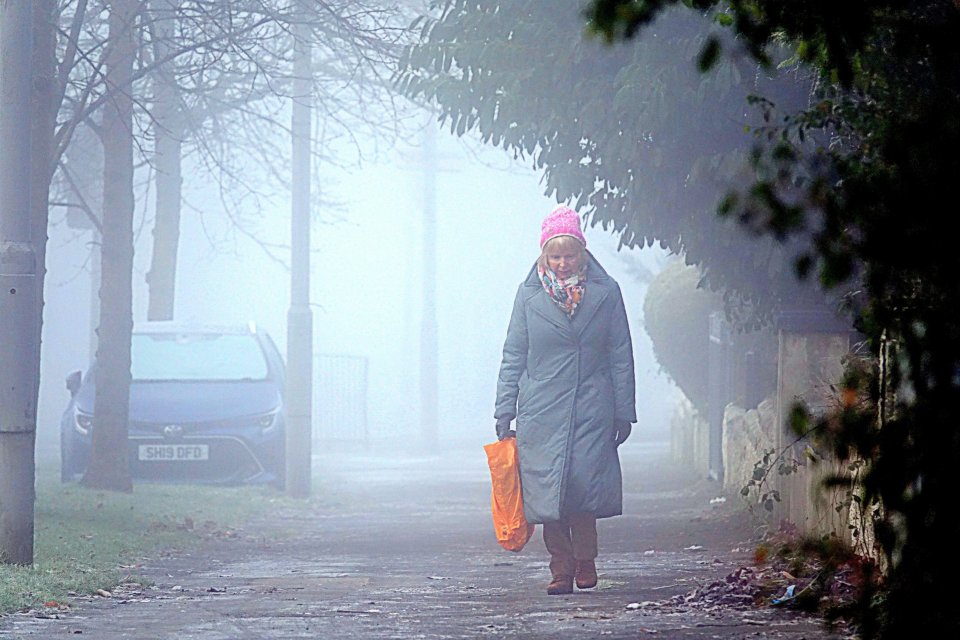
0,469,301,614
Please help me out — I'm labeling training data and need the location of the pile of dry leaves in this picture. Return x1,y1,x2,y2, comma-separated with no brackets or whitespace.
629,524,879,638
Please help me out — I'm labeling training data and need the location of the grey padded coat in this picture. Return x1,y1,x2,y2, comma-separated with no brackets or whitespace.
495,252,637,524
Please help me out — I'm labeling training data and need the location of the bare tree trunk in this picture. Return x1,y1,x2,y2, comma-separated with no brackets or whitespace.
33,0,58,374
146,0,184,321
0,0,38,565
82,0,137,492
30,0,59,268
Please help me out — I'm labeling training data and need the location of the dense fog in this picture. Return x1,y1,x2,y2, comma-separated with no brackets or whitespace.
6,2,957,636
35,120,679,464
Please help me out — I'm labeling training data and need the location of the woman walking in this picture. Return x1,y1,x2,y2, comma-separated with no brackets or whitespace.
494,205,637,595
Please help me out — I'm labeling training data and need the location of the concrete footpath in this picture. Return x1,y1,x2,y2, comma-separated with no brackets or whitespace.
0,441,852,639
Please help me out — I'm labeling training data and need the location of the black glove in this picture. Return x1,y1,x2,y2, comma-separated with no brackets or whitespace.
614,420,632,446
496,418,515,440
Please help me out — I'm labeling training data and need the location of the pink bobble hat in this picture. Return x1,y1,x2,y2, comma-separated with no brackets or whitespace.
540,205,587,248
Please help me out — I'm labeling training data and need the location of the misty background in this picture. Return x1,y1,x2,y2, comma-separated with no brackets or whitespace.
36,118,679,462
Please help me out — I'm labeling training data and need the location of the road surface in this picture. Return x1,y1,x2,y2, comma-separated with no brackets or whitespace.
0,440,850,639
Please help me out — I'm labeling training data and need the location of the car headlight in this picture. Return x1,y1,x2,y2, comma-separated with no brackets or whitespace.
74,408,93,436
256,409,282,433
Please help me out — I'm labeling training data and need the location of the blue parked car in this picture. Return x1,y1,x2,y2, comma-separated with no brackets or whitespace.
60,322,286,486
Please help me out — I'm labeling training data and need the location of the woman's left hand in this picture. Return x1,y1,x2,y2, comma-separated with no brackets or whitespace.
496,418,516,441
614,420,632,446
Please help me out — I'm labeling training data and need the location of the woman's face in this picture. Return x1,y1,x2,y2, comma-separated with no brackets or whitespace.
545,242,582,279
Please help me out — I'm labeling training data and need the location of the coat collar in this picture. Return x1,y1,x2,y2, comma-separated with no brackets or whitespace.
522,251,613,337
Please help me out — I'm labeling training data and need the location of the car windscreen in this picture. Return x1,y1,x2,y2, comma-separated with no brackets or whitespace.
131,333,269,381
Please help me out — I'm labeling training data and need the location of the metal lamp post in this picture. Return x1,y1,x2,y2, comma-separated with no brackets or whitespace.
285,8,313,498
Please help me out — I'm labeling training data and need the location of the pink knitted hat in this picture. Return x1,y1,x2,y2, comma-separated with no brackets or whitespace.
540,205,586,248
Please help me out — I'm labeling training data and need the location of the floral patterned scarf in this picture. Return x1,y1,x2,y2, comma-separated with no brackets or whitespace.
537,263,586,316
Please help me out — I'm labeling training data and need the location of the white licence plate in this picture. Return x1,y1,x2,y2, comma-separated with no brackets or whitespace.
138,444,209,461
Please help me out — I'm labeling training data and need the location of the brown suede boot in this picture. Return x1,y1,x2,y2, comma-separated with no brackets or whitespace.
546,574,574,595
575,560,598,589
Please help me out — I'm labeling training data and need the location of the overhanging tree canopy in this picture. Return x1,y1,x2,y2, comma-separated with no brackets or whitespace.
397,0,831,326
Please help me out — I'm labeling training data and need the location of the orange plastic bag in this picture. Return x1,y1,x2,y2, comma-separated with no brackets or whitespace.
483,437,535,552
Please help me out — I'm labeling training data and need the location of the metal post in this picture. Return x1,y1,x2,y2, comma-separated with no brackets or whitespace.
286,7,313,498
0,0,38,565
420,118,438,448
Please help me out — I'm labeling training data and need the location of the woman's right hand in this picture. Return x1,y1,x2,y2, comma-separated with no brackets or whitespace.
496,418,516,440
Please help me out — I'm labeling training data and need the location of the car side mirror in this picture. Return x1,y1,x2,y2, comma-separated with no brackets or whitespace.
66,370,82,396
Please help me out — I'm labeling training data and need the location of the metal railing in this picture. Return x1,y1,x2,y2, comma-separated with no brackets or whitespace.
313,353,369,448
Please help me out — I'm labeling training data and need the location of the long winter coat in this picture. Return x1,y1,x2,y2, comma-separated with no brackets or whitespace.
495,252,637,524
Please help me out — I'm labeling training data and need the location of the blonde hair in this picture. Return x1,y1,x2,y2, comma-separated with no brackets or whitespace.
537,235,587,271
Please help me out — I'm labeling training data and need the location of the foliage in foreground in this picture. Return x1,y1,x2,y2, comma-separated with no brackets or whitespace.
585,1,960,637
0,474,282,614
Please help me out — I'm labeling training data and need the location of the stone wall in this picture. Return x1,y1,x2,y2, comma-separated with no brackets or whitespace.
774,329,853,539
722,398,776,498
723,397,852,540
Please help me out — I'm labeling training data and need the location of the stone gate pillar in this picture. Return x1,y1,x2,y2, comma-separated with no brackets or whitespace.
774,308,855,532
708,311,732,483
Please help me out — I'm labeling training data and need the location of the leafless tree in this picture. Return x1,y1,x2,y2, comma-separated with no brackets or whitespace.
144,0,412,319
44,1,412,490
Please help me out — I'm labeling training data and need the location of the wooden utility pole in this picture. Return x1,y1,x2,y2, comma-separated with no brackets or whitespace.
146,0,186,322
286,4,313,498
0,0,38,565
420,119,438,449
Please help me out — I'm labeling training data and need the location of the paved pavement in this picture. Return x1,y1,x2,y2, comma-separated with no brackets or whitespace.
0,440,851,639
